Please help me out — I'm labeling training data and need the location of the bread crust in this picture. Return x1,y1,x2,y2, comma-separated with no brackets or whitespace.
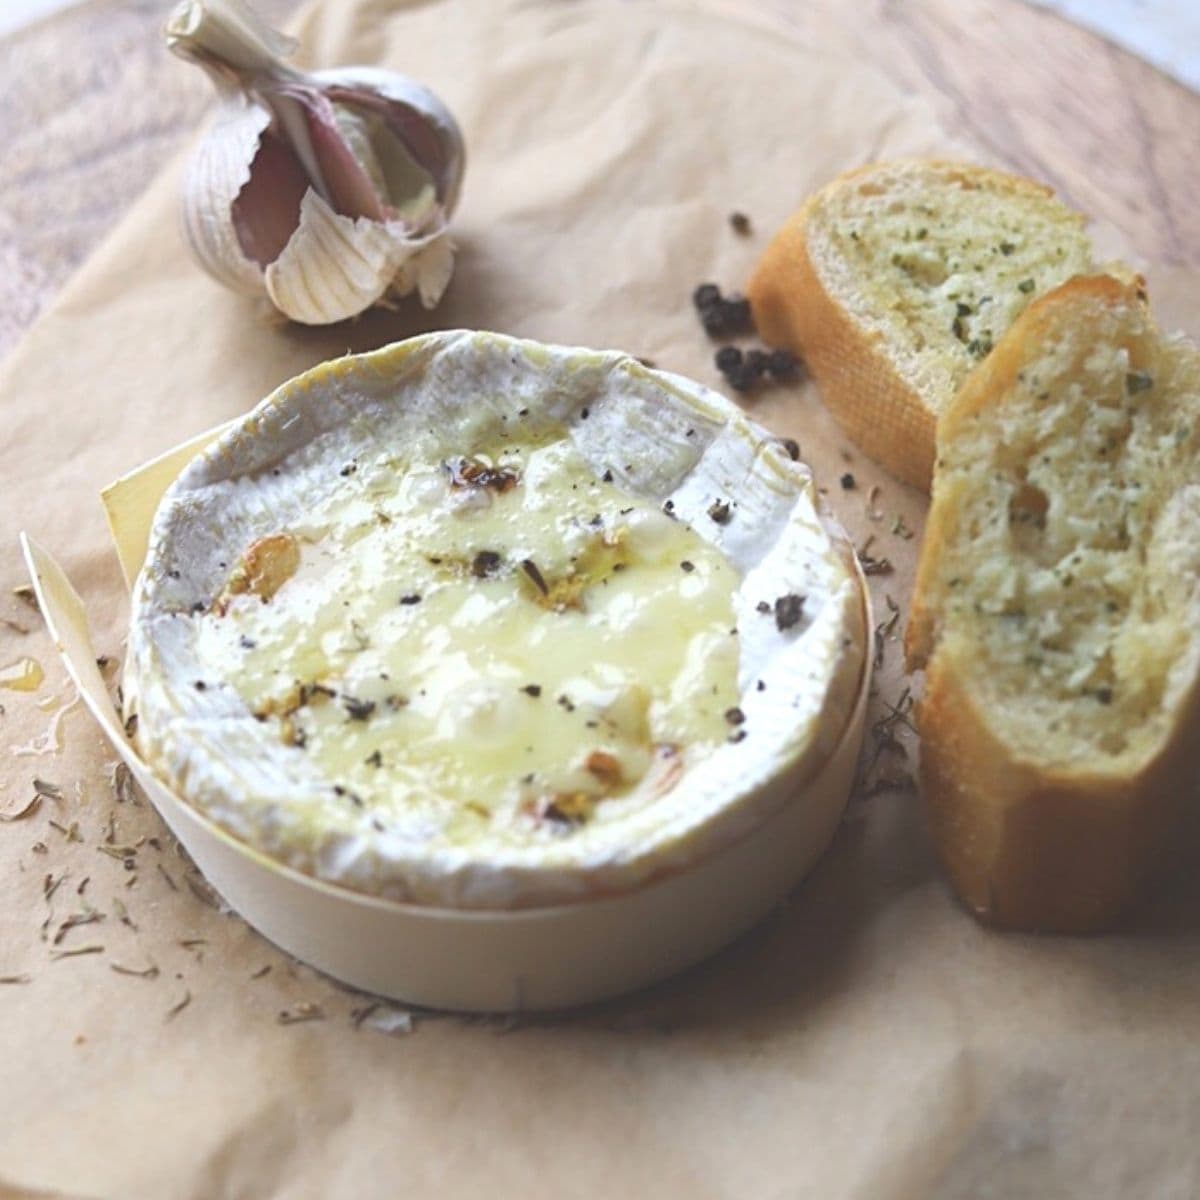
908,274,1198,931
747,160,1081,493
918,647,1198,932
747,187,937,491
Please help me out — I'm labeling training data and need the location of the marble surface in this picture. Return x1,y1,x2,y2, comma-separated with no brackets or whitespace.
1026,0,1200,91
4,0,1198,94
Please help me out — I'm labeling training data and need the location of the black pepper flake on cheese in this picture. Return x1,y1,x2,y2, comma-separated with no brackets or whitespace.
339,462,357,477
521,558,549,596
728,729,747,744
756,680,766,692
557,694,576,712
581,406,590,420
365,750,383,767
239,635,257,649
1126,371,1154,395
333,784,364,808
521,684,543,698
707,499,732,525
680,560,695,573
193,680,207,691
342,696,376,721
472,550,502,577
399,593,422,606
167,569,181,580
602,469,614,483
724,706,746,725
779,437,800,461
755,600,771,615
840,473,856,490
774,593,806,631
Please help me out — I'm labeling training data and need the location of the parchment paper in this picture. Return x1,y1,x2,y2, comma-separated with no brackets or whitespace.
2,2,1199,1197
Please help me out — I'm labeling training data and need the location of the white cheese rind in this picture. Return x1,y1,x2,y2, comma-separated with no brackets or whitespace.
126,331,866,908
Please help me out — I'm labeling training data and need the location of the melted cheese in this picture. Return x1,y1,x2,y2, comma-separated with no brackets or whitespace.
194,437,739,844
127,333,866,908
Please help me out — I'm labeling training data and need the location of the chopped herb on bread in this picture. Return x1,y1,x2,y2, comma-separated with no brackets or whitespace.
906,274,1200,931
747,161,1094,490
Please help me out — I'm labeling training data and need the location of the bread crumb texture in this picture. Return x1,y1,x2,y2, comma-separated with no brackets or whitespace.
749,161,1093,489
908,274,1200,930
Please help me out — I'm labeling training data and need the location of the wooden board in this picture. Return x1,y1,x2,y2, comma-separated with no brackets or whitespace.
0,0,1197,360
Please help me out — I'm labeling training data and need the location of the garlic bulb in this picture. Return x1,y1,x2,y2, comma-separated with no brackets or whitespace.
166,0,465,324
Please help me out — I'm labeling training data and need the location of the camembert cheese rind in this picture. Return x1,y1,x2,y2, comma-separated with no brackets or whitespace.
126,332,866,908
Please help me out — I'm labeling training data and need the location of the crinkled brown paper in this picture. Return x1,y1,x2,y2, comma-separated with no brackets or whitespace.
1,2,1198,1196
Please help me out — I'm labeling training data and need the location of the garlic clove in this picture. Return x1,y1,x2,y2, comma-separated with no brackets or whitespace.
166,0,465,324
181,96,273,294
263,190,449,325
322,69,465,216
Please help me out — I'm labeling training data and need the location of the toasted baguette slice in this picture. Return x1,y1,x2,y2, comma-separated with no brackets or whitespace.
906,274,1200,931
747,160,1094,490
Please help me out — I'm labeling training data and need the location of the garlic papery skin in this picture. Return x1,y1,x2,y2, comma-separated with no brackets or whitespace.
166,0,466,324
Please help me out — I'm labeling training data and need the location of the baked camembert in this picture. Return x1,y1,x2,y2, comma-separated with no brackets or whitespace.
126,332,866,907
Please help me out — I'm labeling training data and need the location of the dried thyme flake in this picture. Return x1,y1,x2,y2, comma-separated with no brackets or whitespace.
112,896,136,930
112,762,136,805
52,908,105,945
50,944,105,961
866,485,885,522
97,843,139,862
12,584,39,612
278,1002,326,1025
110,961,159,979
165,989,192,1021
0,974,31,985
351,1001,381,1029
867,687,917,770
250,965,272,980
185,875,221,909
448,457,520,493
890,514,915,540
729,211,752,235
778,438,801,462
857,536,894,577
156,864,179,891
1017,278,1036,294
365,750,383,768
48,819,82,843
180,938,208,950
1126,371,1154,395
520,558,550,596
43,871,67,901
1,794,43,823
